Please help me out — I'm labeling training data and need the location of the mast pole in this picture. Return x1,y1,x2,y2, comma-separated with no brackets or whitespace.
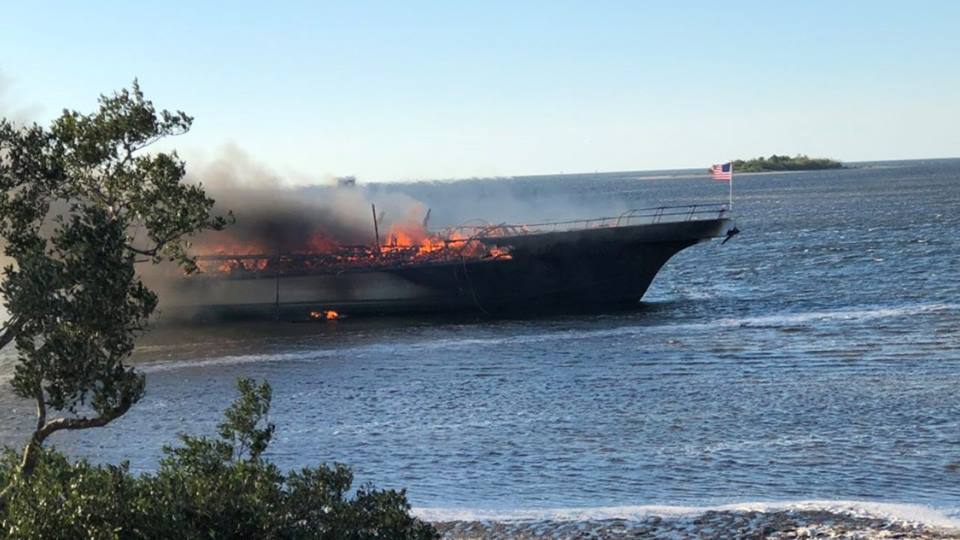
274,246,281,321
729,161,734,211
371,203,381,255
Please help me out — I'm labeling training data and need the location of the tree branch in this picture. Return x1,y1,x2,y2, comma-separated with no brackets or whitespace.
36,408,128,440
126,227,193,260
17,396,135,479
0,316,21,351
0,481,10,512
125,244,159,257
34,384,46,433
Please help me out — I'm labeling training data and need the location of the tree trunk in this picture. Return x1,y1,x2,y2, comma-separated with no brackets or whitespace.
18,435,45,479
0,432,44,512
0,433,45,512
0,384,133,511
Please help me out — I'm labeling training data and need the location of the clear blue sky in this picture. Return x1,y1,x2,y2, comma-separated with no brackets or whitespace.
2,1,958,182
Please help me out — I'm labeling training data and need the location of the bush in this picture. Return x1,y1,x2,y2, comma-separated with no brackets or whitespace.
0,379,437,540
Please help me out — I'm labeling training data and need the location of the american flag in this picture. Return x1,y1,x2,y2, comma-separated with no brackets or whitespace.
711,162,733,181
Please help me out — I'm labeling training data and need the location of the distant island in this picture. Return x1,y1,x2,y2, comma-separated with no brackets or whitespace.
731,154,844,172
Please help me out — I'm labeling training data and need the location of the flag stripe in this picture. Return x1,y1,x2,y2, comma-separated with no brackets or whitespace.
711,162,733,181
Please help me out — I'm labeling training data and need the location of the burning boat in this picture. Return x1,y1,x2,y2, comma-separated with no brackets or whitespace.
151,204,734,320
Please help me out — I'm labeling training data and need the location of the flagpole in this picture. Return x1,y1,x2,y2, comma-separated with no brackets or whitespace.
728,161,734,211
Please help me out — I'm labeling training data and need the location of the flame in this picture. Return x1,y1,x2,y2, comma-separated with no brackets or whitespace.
379,223,496,259
192,239,272,274
383,222,442,255
305,233,336,253
488,246,513,260
309,310,339,320
191,216,513,276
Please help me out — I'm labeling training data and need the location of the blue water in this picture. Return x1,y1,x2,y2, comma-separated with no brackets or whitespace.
1,159,959,517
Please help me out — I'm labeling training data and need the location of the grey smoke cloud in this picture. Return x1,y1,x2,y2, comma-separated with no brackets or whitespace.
187,145,433,253
187,145,629,256
0,72,42,126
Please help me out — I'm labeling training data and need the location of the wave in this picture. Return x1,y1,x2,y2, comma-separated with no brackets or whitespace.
413,500,960,528
712,302,959,330
428,302,960,348
381,301,960,351
3,302,956,379
138,348,345,373
133,301,959,374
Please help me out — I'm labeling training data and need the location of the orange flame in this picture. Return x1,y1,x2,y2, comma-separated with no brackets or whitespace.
191,216,513,276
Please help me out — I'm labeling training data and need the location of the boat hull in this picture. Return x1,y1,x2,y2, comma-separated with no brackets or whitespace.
151,218,731,320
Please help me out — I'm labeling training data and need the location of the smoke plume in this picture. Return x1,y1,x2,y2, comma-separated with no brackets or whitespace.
180,144,634,263
187,146,433,254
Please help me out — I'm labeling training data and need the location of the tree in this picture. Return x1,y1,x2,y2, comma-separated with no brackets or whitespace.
142,378,437,540
0,82,227,501
0,87,436,539
0,378,439,539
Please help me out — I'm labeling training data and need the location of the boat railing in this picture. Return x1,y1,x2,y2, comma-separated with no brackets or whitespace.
445,203,729,238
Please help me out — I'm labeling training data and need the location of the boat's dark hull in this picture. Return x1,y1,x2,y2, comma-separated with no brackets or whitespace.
153,218,731,320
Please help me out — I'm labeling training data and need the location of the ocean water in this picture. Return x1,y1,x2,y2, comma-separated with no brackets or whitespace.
1,159,959,525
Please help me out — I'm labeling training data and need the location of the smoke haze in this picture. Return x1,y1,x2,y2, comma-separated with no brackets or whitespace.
187,145,626,255
0,72,40,126
188,146,439,253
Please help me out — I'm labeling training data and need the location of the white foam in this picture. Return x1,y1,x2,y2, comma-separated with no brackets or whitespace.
138,347,343,373
413,500,960,529
716,302,959,329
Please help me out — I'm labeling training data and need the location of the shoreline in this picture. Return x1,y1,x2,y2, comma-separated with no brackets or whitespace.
420,501,960,539
370,162,917,188
372,157,960,185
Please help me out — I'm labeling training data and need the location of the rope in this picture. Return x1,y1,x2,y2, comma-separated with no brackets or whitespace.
460,255,490,315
